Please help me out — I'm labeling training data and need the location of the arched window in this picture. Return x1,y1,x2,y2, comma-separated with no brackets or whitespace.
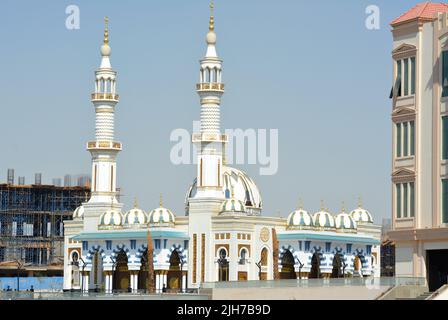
260,248,268,267
218,248,229,282
219,248,227,260
71,251,79,266
239,248,248,265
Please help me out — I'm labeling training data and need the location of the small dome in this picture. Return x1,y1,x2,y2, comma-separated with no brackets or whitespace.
220,198,247,215
313,210,336,230
73,206,84,220
287,209,314,230
335,212,357,233
124,207,148,225
99,209,123,227
350,207,373,224
148,205,175,227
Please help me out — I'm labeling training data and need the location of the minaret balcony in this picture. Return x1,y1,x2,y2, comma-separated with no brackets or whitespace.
91,93,120,102
87,140,122,151
192,133,228,143
196,83,225,92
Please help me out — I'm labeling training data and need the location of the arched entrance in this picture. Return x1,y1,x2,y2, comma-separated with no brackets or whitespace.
113,250,130,291
71,251,80,288
167,250,182,291
309,252,321,279
331,253,343,278
280,250,296,279
138,251,149,291
354,255,363,277
218,249,229,282
258,248,268,280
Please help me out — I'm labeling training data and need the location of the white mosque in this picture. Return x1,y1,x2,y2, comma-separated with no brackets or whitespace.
63,5,381,293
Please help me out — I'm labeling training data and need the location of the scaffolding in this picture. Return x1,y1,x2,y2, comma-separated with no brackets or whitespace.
0,184,90,275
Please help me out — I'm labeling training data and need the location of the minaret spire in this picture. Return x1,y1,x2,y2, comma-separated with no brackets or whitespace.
86,18,122,207
191,1,226,198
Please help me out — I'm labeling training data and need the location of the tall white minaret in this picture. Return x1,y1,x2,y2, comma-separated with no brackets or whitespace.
83,18,123,231
193,0,227,199
188,1,226,289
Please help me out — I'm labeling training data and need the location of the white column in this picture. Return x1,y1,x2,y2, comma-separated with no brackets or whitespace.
83,273,89,293
109,273,113,293
155,273,160,292
163,273,167,288
105,274,109,293
182,274,187,292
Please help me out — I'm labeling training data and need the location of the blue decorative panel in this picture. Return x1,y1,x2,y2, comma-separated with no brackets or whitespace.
130,240,136,250
346,243,352,253
304,241,311,252
163,239,167,249
106,240,112,250
325,242,331,253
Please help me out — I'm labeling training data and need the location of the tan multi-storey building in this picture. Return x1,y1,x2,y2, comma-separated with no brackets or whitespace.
388,2,448,292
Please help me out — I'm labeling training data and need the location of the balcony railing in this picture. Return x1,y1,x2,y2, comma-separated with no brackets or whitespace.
196,83,225,91
87,141,122,151
91,93,120,101
192,133,228,143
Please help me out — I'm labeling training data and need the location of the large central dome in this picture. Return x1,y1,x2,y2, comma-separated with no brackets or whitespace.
185,166,262,216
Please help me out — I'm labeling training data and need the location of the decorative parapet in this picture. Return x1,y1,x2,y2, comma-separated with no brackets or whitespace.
192,133,228,143
87,140,122,151
91,93,120,102
196,83,225,91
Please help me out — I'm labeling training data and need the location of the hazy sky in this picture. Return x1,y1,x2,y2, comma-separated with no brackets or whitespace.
0,0,420,222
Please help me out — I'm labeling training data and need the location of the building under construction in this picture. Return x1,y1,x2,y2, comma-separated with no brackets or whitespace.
0,170,90,277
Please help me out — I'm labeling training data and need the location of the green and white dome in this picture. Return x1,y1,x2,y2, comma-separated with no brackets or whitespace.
313,209,336,230
124,207,148,225
99,209,123,227
350,207,373,224
287,209,314,230
148,197,175,227
335,211,357,233
73,205,84,220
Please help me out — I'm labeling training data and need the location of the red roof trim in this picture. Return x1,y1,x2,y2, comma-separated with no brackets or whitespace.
391,2,448,27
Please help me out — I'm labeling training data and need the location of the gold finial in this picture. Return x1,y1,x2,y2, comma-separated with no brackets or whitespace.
341,201,345,212
104,16,109,45
320,200,324,211
358,195,362,208
231,187,235,199
134,197,138,208
209,0,215,31
159,194,163,207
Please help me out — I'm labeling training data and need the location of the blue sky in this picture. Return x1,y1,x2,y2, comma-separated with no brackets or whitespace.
0,0,422,222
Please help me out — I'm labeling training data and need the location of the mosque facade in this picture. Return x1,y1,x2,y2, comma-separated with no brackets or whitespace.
63,6,381,293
